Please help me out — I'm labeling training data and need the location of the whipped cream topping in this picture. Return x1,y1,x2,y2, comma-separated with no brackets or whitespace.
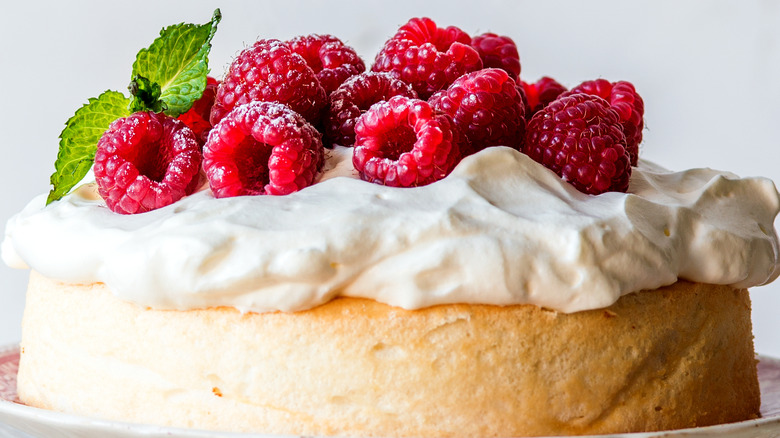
4,146,780,313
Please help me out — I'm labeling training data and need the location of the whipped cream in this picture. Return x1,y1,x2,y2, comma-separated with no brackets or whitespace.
4,146,780,313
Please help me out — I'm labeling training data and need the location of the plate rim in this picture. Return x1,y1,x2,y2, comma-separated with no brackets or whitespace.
2,343,780,438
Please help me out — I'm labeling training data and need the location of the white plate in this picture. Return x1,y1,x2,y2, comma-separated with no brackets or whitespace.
1,343,779,438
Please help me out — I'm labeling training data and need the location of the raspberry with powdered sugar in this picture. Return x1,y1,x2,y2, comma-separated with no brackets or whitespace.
93,112,203,214
203,101,323,197
209,39,328,126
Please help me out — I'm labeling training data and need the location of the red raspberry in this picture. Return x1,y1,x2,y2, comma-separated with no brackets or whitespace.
521,76,567,116
325,72,418,147
560,79,644,165
286,34,366,95
429,68,525,155
203,102,323,197
94,112,202,214
470,33,521,82
177,76,219,143
353,96,462,187
371,17,483,99
523,94,631,195
210,39,327,126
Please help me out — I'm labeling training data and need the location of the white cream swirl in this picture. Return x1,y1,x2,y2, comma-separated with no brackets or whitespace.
3,146,779,313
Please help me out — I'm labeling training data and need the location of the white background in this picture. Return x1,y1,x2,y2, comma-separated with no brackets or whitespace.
0,1,778,355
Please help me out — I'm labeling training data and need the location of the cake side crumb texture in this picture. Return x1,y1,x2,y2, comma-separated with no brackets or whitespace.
17,271,760,437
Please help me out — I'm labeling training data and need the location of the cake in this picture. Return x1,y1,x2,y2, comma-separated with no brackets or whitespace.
3,12,780,438
16,274,762,436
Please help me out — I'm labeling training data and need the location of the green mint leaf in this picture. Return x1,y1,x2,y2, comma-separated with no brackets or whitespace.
131,9,221,117
128,74,167,113
47,90,131,205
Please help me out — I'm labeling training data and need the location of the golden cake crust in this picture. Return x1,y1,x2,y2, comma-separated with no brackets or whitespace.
18,271,760,436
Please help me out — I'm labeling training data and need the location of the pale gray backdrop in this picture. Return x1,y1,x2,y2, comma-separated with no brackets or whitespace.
1,0,778,355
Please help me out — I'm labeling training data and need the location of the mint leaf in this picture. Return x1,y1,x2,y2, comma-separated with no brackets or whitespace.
47,91,130,205
131,9,221,117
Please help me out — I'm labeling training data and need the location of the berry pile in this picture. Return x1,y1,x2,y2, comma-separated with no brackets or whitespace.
57,12,647,214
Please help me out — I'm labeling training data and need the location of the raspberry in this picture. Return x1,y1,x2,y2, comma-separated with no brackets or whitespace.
523,94,631,195
286,34,366,95
371,17,483,99
521,76,567,116
94,112,203,214
429,68,525,155
203,101,323,197
324,72,418,147
353,96,462,187
470,33,521,82
177,76,219,143
560,79,644,165
210,39,327,126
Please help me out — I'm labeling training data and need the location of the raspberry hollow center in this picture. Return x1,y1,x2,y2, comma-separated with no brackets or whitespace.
234,137,273,194
380,125,417,160
130,135,171,183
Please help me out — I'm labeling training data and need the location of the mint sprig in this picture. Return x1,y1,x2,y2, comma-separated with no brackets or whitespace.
47,91,131,205
128,74,166,113
46,9,221,205
130,9,221,117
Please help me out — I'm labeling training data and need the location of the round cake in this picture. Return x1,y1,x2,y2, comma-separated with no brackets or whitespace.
17,273,760,436
4,12,780,438
5,146,779,436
